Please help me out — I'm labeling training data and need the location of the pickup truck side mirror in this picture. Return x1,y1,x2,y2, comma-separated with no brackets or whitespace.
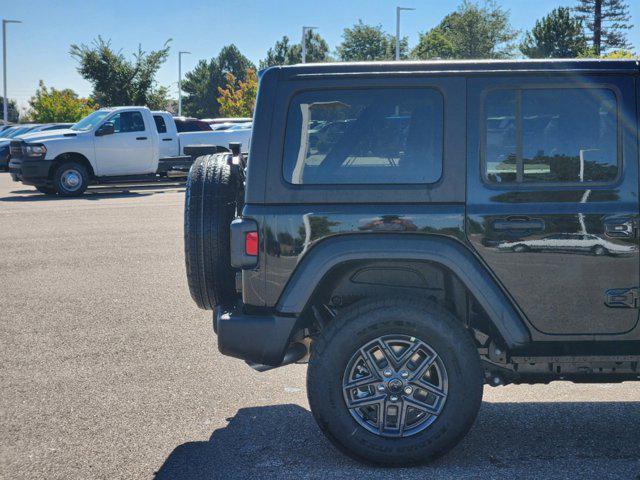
96,122,115,137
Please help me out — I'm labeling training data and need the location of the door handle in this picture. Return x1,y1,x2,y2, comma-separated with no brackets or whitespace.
136,136,147,140
493,218,545,231
162,138,173,142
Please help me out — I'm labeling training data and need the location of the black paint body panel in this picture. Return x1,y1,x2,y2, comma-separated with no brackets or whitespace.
237,60,640,355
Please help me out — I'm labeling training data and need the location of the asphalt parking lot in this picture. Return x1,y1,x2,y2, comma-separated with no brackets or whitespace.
1,174,639,480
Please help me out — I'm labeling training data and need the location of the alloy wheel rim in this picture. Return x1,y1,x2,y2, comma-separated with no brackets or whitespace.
342,334,448,438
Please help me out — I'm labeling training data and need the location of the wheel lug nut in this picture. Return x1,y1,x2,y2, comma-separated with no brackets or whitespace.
404,386,413,395
377,384,386,392
383,369,393,377
390,395,399,402
400,371,409,379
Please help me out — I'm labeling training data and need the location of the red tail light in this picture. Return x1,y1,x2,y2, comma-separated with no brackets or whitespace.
245,231,258,256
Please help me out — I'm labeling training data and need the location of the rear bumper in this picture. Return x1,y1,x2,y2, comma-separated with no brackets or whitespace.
214,306,298,366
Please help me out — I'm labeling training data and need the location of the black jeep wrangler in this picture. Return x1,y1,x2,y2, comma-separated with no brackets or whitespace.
184,59,640,466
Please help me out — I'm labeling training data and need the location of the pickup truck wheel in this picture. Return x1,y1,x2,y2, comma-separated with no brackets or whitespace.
184,153,239,310
53,162,89,196
35,186,57,195
307,298,484,466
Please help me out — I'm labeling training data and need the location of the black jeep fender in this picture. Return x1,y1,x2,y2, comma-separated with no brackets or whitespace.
276,234,531,349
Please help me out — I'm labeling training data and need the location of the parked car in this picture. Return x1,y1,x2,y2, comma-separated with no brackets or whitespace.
498,232,637,256
210,122,252,131
203,117,251,126
0,124,39,140
0,125,41,171
8,107,252,195
152,111,251,161
183,59,640,466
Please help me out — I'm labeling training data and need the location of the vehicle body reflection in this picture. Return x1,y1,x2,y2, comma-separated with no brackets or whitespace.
496,232,637,256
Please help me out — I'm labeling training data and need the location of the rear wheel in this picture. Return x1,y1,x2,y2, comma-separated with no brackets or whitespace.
53,162,89,196
184,153,241,310
307,298,484,466
592,245,607,256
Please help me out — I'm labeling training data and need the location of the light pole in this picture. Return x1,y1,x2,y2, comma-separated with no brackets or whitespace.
2,19,21,124
301,26,317,63
395,7,414,61
177,51,190,117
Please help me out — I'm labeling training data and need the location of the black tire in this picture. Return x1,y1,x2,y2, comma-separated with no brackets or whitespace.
53,162,89,196
307,298,484,466
35,186,57,195
184,153,239,310
512,244,529,253
592,245,607,256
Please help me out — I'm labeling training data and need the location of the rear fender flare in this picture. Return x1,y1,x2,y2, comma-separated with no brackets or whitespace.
276,234,531,349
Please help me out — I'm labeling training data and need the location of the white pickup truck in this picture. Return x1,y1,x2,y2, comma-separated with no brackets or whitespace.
8,106,251,196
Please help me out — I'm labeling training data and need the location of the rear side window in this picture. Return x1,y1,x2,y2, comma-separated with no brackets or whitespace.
283,88,444,185
484,87,618,184
154,115,167,133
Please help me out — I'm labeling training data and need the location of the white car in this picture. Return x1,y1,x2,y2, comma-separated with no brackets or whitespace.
498,233,637,256
8,106,252,196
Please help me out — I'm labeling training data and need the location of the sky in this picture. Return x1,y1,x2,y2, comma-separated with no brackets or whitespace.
3,0,640,111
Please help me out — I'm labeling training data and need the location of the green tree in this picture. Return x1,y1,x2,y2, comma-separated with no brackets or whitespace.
0,97,19,123
27,81,96,122
574,0,633,55
217,69,258,117
70,37,171,108
337,21,408,61
413,1,518,59
260,32,330,68
181,44,255,118
601,49,637,58
412,29,456,59
260,36,292,69
520,7,588,58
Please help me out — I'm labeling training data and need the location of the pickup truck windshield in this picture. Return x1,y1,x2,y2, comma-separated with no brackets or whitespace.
71,110,111,131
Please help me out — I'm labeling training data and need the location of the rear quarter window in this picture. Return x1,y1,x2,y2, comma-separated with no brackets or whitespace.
153,115,167,134
282,88,444,185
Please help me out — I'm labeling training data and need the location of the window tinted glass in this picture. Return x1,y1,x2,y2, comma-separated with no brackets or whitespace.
111,111,145,133
484,87,618,184
485,90,516,183
154,115,167,133
283,88,444,185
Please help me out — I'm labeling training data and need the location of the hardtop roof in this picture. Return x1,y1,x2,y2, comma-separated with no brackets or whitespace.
272,58,640,79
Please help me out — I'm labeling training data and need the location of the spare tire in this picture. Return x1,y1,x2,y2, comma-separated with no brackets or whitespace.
184,153,240,310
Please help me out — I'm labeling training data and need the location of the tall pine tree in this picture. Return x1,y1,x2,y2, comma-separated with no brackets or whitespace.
520,7,588,58
574,0,633,54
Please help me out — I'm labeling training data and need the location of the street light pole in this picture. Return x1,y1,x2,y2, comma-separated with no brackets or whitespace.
301,26,317,63
395,7,414,61
177,51,190,117
2,19,21,124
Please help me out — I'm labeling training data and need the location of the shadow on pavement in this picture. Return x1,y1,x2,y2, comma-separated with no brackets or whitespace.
154,401,640,480
1,184,186,202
